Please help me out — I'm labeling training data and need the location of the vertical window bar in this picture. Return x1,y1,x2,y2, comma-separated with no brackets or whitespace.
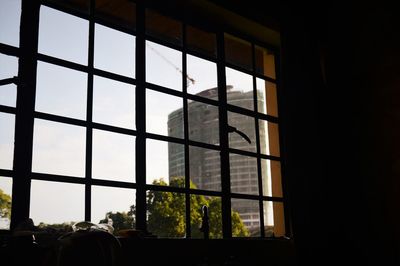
135,2,146,232
85,0,96,222
11,0,40,230
182,23,191,238
252,43,265,237
216,32,231,238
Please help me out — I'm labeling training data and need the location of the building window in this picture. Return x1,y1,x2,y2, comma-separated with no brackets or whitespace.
0,0,287,239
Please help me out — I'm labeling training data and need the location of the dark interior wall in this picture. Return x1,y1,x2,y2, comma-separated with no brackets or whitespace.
281,3,400,265
215,1,400,265
347,3,400,264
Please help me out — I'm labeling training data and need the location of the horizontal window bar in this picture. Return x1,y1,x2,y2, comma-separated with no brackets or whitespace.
144,34,183,52
228,147,281,161
41,1,90,20
92,122,137,136
34,111,87,127
186,49,217,64
0,105,16,114
230,193,284,202
93,68,137,86
146,83,184,98
0,169,13,177
93,17,137,37
0,43,20,56
31,172,86,184
38,53,88,73
91,178,138,190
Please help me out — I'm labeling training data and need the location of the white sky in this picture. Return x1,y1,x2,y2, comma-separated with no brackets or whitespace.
0,1,274,227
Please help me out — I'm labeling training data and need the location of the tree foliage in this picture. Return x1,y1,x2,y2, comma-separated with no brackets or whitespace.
102,177,249,238
37,222,74,234
99,211,134,235
0,189,12,219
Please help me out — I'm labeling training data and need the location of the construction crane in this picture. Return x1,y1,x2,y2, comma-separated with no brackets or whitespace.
147,43,251,145
146,42,195,88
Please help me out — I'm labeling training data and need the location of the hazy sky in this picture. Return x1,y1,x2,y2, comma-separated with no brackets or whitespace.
0,1,274,227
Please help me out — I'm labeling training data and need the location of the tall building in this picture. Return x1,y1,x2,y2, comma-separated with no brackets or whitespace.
168,86,271,231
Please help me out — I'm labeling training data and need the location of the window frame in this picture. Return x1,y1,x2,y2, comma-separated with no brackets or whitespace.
0,0,290,239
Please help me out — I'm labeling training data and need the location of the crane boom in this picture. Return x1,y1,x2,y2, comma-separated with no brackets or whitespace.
146,42,195,88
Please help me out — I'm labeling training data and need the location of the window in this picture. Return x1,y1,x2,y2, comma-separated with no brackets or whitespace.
0,0,20,231
2,0,287,239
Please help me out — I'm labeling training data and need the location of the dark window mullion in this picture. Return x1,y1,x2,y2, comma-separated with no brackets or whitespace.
217,31,232,238
252,43,265,238
182,24,191,238
135,2,146,232
11,0,41,230
84,0,95,222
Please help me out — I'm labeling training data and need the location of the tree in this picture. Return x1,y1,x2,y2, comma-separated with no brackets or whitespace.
146,178,187,237
100,177,249,237
146,177,249,238
99,211,134,235
37,222,74,234
0,189,11,219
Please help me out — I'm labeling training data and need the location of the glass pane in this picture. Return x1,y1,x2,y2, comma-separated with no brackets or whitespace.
259,120,280,157
39,6,89,65
229,153,258,195
188,100,219,145
93,76,135,129
146,89,183,138
146,41,182,90
36,61,87,119
224,34,252,71
186,54,218,99
228,112,256,152
32,119,86,177
92,129,135,183
0,176,12,230
257,78,278,117
146,9,182,46
30,180,84,227
191,196,222,239
255,45,276,79
146,139,184,187
0,54,18,107
94,24,135,77
231,198,260,237
261,159,282,198
45,0,90,14
146,190,185,238
95,0,136,30
264,201,285,237
92,186,135,234
186,25,216,58
226,67,254,110
0,0,21,47
189,146,221,191
0,113,15,170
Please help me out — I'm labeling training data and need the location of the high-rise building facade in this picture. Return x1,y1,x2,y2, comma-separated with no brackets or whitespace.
168,86,270,231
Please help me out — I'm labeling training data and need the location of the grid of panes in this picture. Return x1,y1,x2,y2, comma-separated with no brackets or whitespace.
29,0,137,231
143,8,223,238
1,0,286,238
0,0,21,230
224,33,285,237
